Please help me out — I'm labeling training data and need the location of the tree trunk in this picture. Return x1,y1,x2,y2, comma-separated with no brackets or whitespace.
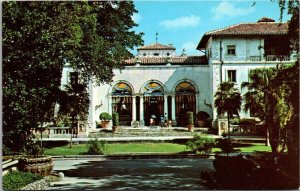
268,126,278,155
227,115,230,141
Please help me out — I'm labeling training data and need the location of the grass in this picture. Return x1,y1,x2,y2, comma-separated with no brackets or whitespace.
44,143,188,156
44,142,271,156
3,170,43,190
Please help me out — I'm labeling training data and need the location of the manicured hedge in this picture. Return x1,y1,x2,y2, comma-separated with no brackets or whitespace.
3,170,43,190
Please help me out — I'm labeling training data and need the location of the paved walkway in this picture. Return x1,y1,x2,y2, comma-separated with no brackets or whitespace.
47,158,215,190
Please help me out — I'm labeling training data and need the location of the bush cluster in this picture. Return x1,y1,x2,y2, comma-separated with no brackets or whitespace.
87,138,108,155
216,138,234,153
3,170,43,190
186,134,215,154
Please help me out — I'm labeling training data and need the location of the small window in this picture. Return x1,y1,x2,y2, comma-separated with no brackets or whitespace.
143,53,146,56
227,70,236,82
154,53,159,56
166,53,170,56
227,45,236,55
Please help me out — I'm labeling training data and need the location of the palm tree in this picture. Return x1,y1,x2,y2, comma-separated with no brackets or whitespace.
242,67,295,154
214,82,242,140
57,82,90,148
58,83,90,121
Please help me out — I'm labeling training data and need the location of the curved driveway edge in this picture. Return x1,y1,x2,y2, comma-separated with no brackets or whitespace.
51,153,215,160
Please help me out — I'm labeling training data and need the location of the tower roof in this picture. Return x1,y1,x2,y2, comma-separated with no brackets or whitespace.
137,43,176,50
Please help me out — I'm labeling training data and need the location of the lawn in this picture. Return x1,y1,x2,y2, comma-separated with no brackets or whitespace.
44,142,271,156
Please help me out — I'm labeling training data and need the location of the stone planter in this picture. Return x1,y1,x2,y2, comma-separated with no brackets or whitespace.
101,120,110,129
187,125,194,132
198,120,206,127
112,125,118,132
18,156,53,176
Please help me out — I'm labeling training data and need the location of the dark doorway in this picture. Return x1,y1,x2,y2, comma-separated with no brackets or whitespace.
144,96,164,126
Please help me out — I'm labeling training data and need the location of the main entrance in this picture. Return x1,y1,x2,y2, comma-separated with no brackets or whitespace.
142,81,164,126
175,81,196,126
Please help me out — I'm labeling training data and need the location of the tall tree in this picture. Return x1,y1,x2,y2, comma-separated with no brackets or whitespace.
214,82,242,139
278,0,299,52
241,65,296,154
2,1,143,153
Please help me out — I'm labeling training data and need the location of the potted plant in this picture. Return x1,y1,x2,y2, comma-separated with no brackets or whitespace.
196,111,210,127
18,141,53,176
112,112,119,132
186,111,194,132
99,112,112,129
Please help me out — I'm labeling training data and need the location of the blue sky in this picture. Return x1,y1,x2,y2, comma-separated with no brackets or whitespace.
131,0,290,55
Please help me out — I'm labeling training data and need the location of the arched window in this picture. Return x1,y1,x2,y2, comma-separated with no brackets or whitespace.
142,81,164,125
143,82,164,96
111,82,133,125
112,82,132,95
175,81,196,126
175,82,196,94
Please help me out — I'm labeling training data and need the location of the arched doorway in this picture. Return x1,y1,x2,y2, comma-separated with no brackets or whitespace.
142,81,164,126
175,81,196,126
111,82,133,125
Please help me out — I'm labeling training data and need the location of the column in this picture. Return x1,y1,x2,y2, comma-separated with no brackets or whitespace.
171,95,176,121
132,96,136,121
139,96,144,125
108,95,112,116
164,95,168,118
195,94,200,114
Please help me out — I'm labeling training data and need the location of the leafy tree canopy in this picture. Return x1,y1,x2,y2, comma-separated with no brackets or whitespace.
2,1,143,153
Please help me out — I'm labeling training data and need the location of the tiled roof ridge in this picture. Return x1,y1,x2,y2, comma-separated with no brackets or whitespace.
137,43,176,50
205,22,286,35
123,55,207,65
205,23,243,35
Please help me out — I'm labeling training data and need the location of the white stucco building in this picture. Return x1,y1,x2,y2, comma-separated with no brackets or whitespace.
61,17,296,130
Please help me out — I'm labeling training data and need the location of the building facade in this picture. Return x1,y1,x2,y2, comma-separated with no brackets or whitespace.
61,17,296,130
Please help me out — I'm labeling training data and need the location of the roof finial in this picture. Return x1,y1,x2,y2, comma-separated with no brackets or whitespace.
155,32,158,44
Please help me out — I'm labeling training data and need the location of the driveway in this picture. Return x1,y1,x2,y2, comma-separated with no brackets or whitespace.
47,158,215,190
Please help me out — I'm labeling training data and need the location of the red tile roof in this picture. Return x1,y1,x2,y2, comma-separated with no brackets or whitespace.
137,43,176,50
197,21,288,49
123,56,207,65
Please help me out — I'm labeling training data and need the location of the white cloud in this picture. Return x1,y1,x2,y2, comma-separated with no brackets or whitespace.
132,13,142,23
212,1,255,20
159,15,200,29
181,41,199,55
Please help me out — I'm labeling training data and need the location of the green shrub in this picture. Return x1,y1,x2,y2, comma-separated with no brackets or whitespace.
3,170,43,190
112,112,119,126
99,112,112,121
186,111,194,125
230,117,240,125
25,141,44,157
239,118,258,126
87,138,108,155
186,134,215,154
217,138,234,153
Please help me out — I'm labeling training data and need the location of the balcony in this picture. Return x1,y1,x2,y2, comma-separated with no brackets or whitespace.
265,55,290,61
249,56,262,61
248,55,291,62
